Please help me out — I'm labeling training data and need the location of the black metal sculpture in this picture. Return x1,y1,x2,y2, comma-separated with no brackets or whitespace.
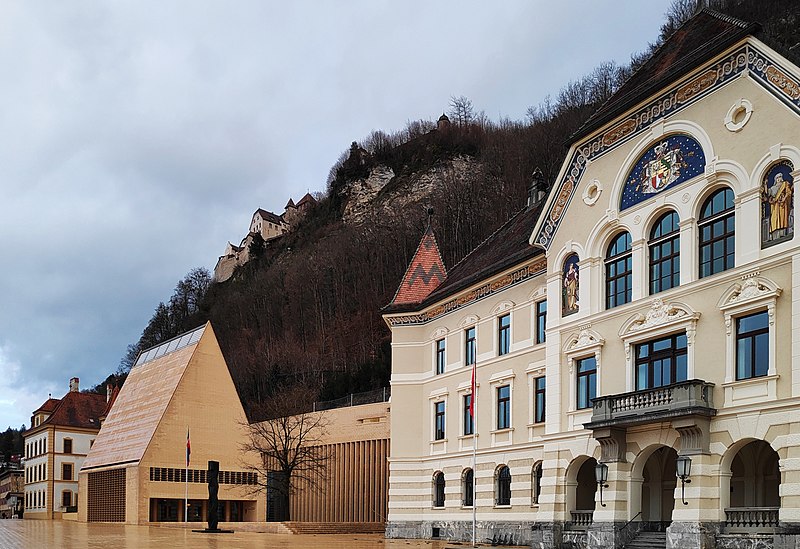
192,460,233,534
208,460,220,530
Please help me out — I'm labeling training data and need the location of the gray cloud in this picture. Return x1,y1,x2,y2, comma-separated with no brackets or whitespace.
0,0,667,428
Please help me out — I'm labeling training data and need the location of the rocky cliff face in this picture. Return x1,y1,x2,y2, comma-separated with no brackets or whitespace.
341,156,482,224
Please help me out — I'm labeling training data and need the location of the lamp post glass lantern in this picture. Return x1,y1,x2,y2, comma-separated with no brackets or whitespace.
676,455,692,505
595,462,609,507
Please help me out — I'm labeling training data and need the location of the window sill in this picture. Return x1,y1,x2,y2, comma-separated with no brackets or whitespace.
430,438,448,444
490,427,514,435
494,504,512,509
458,434,477,440
461,505,474,510
431,506,445,510
721,374,779,387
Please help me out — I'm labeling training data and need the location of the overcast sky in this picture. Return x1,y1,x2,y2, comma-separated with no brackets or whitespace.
0,1,669,430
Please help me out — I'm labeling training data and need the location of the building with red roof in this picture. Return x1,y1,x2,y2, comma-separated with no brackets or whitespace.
23,377,113,520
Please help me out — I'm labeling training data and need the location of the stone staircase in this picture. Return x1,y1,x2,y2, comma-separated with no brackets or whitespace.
282,522,385,535
626,530,667,549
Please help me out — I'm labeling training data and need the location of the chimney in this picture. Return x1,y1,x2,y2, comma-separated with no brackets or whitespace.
106,383,113,402
69,377,79,393
527,168,547,209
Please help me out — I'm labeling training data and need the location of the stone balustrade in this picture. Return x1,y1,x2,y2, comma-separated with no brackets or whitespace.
568,510,594,530
587,379,715,429
724,507,779,533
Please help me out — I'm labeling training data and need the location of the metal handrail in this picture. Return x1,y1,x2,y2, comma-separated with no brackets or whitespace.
616,511,642,532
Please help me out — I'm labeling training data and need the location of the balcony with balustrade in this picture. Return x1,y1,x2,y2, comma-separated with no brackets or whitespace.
585,379,716,431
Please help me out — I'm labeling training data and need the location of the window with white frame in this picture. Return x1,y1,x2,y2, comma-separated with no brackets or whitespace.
498,314,511,356
718,276,781,390
736,311,768,380
434,401,446,440
534,376,546,423
496,385,511,430
576,356,596,409
465,326,476,366
535,300,547,344
699,187,735,278
649,211,680,294
435,338,446,375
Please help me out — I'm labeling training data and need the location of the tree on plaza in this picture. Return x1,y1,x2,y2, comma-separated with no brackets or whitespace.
239,384,329,521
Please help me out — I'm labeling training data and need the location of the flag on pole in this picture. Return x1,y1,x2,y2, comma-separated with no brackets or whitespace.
186,428,191,467
469,362,476,418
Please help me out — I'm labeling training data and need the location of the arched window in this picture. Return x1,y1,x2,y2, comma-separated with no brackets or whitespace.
496,465,511,506
433,472,445,508
649,211,680,294
462,468,474,507
532,462,543,505
605,232,632,308
699,188,734,278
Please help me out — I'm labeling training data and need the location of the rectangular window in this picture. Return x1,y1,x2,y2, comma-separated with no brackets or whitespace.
496,385,510,430
535,300,547,344
63,439,72,454
463,394,474,435
576,357,597,409
736,311,769,380
62,463,73,481
635,333,688,390
534,376,546,423
498,314,511,355
435,339,446,375
465,327,476,366
62,490,71,508
434,401,446,440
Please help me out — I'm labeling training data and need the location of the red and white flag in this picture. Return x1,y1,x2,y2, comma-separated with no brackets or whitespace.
186,428,191,467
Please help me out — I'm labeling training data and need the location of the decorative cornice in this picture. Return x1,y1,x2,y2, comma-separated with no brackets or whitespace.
564,326,605,355
620,299,701,339
385,257,547,327
718,273,782,310
535,42,800,250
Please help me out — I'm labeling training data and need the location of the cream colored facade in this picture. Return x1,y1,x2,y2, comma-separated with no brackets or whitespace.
78,323,265,525
385,21,800,549
276,401,390,524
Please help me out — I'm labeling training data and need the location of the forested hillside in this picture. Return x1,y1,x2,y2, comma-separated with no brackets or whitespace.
108,0,800,418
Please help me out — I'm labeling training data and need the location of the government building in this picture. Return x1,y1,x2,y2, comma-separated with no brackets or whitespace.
383,8,800,549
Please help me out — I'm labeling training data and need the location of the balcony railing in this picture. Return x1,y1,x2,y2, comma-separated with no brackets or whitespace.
568,510,594,529
724,507,779,533
586,379,715,429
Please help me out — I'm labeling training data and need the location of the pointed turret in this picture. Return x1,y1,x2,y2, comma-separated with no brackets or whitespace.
390,223,446,306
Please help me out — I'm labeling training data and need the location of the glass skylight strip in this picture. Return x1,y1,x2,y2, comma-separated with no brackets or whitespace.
133,324,206,368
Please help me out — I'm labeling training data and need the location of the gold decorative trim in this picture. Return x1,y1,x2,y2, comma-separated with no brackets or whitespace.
386,257,547,326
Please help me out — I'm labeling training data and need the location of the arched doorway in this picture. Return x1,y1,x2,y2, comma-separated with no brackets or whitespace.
723,439,780,532
565,456,598,528
640,446,677,530
575,459,598,511
730,440,779,508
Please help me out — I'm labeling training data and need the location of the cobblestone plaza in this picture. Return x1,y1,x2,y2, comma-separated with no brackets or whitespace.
0,521,458,549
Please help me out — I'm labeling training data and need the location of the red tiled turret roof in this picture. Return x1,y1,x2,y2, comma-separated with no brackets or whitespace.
390,225,447,306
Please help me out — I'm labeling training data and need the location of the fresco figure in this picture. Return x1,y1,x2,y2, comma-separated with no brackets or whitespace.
562,255,580,316
761,160,794,247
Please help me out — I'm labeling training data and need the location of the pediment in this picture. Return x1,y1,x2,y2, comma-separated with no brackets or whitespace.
619,299,700,338
718,275,782,310
563,327,605,354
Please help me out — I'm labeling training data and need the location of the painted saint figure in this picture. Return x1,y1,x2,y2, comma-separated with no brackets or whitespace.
761,160,794,247
562,255,579,316
768,172,792,233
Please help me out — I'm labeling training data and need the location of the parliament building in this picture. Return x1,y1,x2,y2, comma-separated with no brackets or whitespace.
383,9,800,549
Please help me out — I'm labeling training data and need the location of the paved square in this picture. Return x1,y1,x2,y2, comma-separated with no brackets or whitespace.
0,521,460,549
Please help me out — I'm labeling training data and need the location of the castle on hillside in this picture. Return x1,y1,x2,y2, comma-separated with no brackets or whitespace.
213,193,316,282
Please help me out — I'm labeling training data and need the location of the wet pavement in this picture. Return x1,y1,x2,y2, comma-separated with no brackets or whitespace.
0,520,464,549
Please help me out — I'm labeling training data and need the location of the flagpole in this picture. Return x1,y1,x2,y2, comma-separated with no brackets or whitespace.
185,427,189,524
471,359,477,548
